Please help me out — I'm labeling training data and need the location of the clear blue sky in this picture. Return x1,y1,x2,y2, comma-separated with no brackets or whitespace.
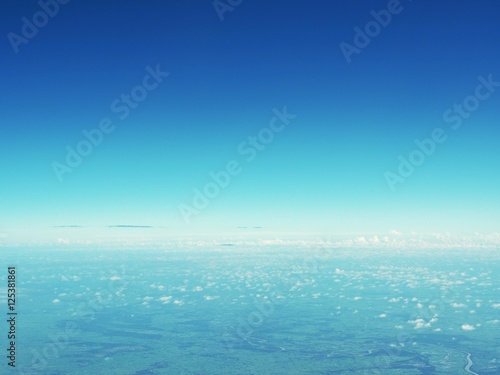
1,0,499,245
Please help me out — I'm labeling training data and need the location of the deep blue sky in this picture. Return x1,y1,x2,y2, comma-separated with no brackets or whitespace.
1,0,499,244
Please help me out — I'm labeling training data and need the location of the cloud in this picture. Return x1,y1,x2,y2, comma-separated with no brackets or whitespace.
5,230,500,250
408,318,431,329
107,225,153,228
414,322,431,329
461,324,475,331
355,237,368,245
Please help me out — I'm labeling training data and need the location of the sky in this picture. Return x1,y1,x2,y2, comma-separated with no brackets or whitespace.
1,0,499,246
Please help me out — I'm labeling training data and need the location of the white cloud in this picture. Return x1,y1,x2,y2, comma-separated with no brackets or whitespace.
414,322,431,329
5,231,500,251
204,295,218,300
408,318,432,329
461,324,475,331
355,237,368,245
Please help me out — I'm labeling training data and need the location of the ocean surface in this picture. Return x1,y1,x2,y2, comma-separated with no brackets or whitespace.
2,246,499,374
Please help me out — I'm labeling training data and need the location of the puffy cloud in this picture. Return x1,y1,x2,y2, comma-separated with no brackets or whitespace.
355,237,368,245
461,324,475,331
415,321,431,329
408,318,431,329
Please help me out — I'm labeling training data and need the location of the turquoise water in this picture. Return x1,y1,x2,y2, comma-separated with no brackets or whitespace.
3,247,499,374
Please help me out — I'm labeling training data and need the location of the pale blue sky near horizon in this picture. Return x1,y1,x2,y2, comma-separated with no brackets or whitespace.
1,0,499,245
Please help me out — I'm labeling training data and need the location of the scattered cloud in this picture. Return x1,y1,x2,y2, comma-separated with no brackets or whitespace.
107,225,154,228
4,230,500,249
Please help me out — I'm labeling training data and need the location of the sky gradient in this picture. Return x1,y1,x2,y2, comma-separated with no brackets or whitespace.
1,0,499,246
